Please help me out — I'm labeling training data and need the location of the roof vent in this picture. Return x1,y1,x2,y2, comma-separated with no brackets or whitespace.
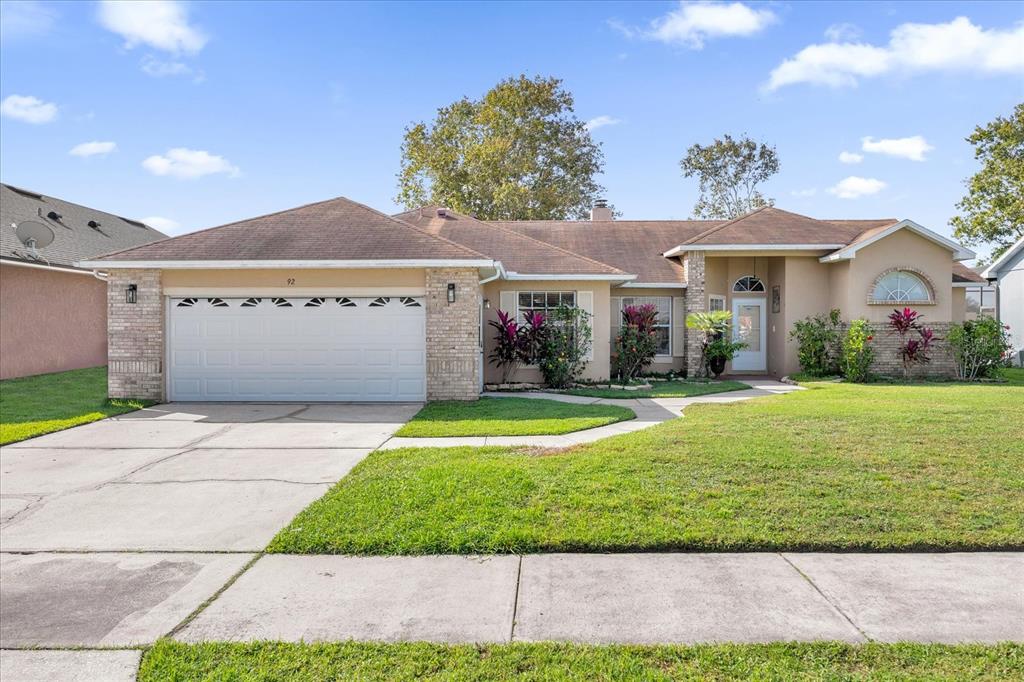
436,208,448,218
5,184,44,200
88,220,102,230
46,210,62,222
120,216,148,228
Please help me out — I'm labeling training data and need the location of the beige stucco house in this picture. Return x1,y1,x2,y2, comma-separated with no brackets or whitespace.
79,197,984,402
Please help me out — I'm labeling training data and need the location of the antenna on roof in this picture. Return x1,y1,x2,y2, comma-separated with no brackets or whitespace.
15,220,55,261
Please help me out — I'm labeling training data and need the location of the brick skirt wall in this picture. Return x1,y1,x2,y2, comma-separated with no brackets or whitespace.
840,321,957,379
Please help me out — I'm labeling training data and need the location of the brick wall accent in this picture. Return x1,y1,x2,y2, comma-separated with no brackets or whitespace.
682,251,706,377
843,320,957,379
425,268,481,401
107,269,165,400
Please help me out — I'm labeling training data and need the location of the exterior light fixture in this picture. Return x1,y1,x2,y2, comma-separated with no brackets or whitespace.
447,283,456,304
125,284,138,304
483,298,491,309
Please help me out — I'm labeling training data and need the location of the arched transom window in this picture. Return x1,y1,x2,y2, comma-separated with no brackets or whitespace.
872,270,932,303
733,276,765,293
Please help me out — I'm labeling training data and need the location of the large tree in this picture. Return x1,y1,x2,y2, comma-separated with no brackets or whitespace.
396,75,606,220
951,103,1024,260
680,134,779,219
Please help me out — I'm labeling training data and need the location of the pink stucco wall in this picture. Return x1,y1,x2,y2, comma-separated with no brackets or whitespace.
0,264,108,379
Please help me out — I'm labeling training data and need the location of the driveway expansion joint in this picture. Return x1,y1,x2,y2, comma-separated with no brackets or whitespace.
509,555,523,642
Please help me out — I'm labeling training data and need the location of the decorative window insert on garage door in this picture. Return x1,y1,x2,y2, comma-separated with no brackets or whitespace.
167,296,426,402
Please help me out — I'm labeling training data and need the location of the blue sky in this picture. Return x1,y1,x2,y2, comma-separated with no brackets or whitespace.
1,1,1022,261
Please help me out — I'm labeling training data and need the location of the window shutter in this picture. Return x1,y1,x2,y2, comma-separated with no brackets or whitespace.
578,290,595,361
499,291,517,318
610,296,622,347
672,296,686,357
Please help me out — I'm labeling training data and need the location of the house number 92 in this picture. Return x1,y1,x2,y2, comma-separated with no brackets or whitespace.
287,278,295,285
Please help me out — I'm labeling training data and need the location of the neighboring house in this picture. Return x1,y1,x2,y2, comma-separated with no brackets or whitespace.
0,184,167,379
981,235,1024,365
79,197,978,402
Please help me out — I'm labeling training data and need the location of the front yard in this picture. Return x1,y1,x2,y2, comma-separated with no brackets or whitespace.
270,379,1024,555
0,367,150,445
395,397,635,437
564,378,749,399
140,641,1021,681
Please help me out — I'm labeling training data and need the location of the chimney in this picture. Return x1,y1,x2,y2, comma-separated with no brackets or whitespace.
590,199,613,221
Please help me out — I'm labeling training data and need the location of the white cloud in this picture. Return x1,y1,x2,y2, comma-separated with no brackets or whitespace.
827,176,886,199
824,22,861,42
861,135,933,161
140,55,192,77
838,151,863,164
612,1,776,49
97,0,207,54
767,16,1024,90
141,216,180,233
584,115,622,131
0,94,57,123
790,188,817,198
142,148,240,179
0,1,58,40
69,141,117,157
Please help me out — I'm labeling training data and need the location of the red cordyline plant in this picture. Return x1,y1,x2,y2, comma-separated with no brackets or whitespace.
487,309,547,383
888,307,937,379
614,304,659,384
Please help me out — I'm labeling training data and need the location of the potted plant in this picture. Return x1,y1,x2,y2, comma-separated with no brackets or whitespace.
705,336,747,377
686,311,745,378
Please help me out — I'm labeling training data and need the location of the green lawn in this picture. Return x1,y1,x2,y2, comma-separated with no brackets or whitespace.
270,380,1024,555
395,397,635,437
139,641,1021,681
999,367,1024,385
0,367,150,445
564,379,749,399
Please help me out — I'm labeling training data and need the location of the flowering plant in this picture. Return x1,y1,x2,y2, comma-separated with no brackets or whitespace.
613,304,659,384
888,307,936,379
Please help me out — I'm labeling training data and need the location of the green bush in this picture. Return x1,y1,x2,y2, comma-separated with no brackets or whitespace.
613,304,659,384
840,319,875,382
790,309,842,376
538,305,592,389
947,316,1012,380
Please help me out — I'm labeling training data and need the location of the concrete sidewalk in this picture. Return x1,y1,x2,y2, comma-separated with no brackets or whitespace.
175,552,1024,645
380,378,801,449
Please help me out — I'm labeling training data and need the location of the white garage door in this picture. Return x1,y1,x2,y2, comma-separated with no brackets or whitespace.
168,296,426,401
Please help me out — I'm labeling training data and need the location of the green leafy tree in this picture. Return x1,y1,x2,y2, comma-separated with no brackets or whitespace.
951,103,1024,260
396,75,607,220
680,134,779,219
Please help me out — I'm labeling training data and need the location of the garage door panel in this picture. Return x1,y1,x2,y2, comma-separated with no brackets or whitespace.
169,296,428,401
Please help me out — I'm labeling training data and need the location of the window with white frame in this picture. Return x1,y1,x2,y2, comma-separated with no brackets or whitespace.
964,285,996,319
620,296,671,356
708,294,726,312
871,270,932,303
733,275,765,293
518,291,576,323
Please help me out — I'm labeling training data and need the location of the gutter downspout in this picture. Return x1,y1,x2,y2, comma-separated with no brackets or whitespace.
478,260,505,285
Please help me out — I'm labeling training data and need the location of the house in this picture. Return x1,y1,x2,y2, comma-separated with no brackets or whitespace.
0,183,167,379
981,235,1024,365
78,196,979,402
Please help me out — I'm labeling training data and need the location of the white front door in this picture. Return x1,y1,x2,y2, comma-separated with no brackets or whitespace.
168,296,426,401
731,297,766,372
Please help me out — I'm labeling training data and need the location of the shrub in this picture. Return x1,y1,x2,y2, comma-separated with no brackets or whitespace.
888,307,937,379
519,311,547,365
947,317,1012,380
789,309,842,376
840,319,874,382
537,305,592,389
614,304,659,384
487,309,524,383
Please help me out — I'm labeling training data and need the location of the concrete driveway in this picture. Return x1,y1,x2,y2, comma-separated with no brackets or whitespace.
0,402,418,651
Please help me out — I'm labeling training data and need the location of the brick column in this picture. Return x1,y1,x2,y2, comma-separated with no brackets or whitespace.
425,267,481,401
683,251,706,378
107,269,165,401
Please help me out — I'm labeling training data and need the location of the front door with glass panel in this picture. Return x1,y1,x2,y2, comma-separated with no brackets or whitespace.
731,297,766,371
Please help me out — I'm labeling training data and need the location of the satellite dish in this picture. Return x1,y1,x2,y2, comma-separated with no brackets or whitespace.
15,220,55,249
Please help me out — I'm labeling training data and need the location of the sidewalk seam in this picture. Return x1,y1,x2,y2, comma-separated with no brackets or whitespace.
509,555,523,642
163,552,264,640
779,553,872,643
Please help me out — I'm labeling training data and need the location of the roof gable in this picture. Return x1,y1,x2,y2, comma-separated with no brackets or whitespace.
980,235,1024,279
1,183,167,269
676,207,889,249
88,196,489,264
820,219,975,263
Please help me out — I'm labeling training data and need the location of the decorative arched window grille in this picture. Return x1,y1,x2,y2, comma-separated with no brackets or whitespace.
733,276,765,293
871,270,932,303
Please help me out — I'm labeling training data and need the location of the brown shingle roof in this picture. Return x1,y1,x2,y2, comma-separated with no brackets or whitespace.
394,207,626,276
491,219,719,284
681,207,898,246
952,262,987,284
90,196,487,262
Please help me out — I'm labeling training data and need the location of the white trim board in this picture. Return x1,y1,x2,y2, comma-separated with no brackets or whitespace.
77,258,497,269
0,258,98,276
663,244,845,257
502,272,637,281
618,282,687,289
819,220,975,263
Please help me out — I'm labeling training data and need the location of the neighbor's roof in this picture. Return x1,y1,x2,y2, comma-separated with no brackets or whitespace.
952,262,987,284
88,196,488,263
492,219,720,284
0,183,167,270
395,207,628,277
980,234,1024,280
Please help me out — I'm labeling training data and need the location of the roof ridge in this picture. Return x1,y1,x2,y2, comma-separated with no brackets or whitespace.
491,218,721,225
346,199,489,260
679,206,772,246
